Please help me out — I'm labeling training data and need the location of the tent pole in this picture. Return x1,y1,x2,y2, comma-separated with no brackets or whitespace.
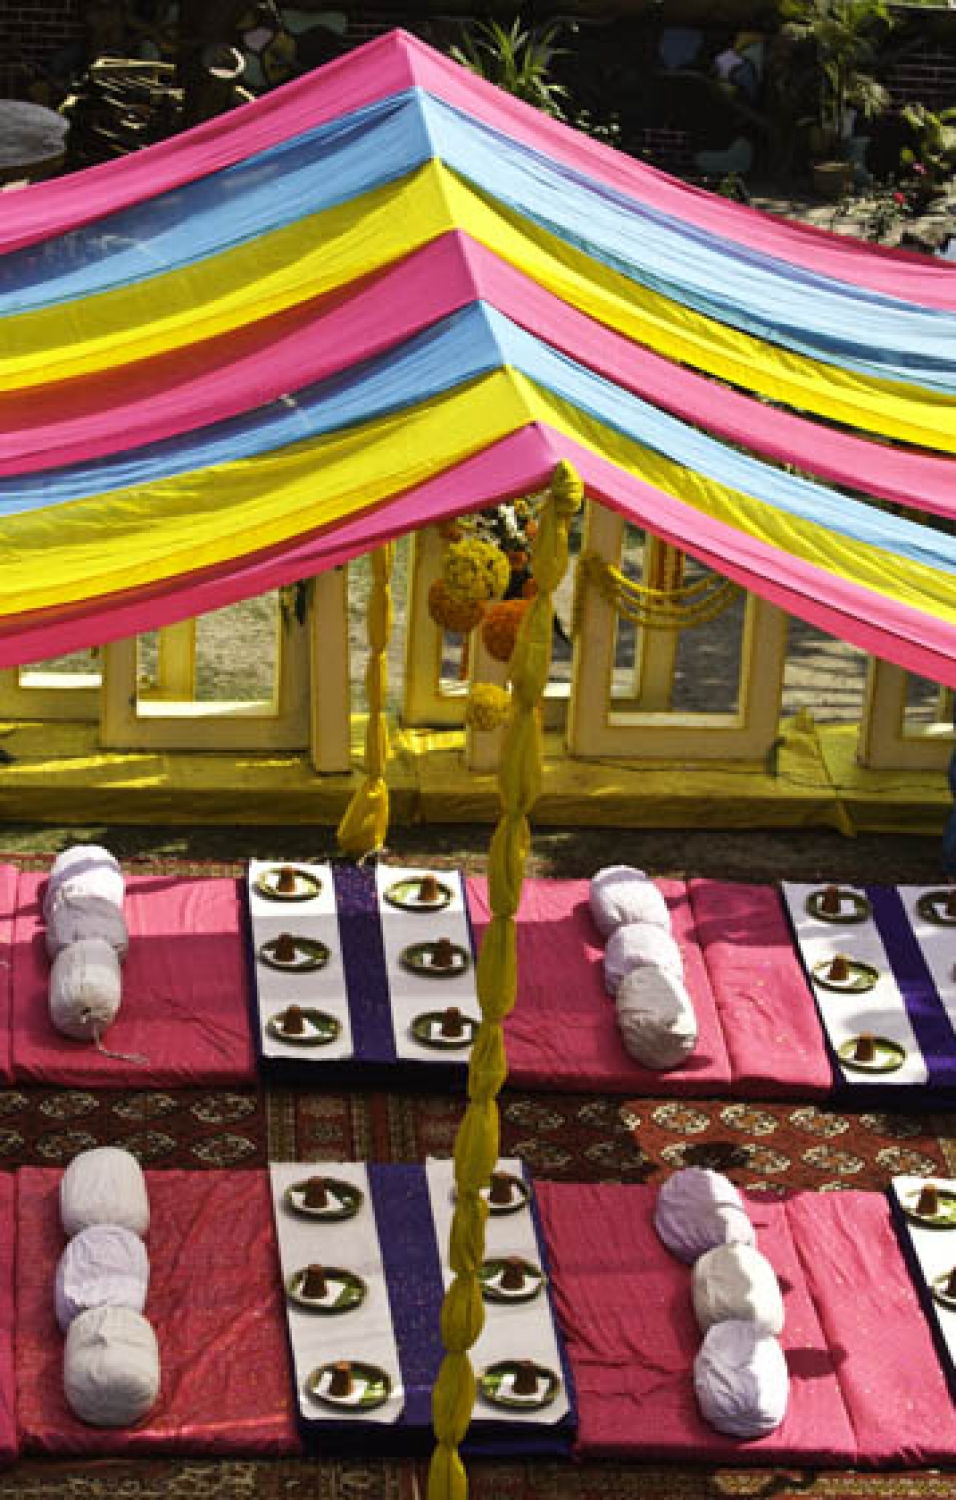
337,543,394,858
427,462,583,1500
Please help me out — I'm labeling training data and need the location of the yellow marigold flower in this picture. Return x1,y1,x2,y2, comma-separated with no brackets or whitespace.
466,682,512,731
427,579,484,634
443,537,509,605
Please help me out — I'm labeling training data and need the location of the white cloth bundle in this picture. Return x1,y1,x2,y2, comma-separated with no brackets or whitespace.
49,939,122,1043
615,966,698,1069
590,866,671,938
61,1148,149,1239
603,921,683,997
693,1319,789,1438
654,1168,755,1264
63,1306,160,1428
46,894,129,963
691,1243,785,1336
54,1225,149,1332
44,846,124,921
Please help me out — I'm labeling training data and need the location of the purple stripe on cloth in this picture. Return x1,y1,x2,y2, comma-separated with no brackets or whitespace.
367,1164,444,1429
366,1164,576,1458
867,885,956,1088
331,863,396,1063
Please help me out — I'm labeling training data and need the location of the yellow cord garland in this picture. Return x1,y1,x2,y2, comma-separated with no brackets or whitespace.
337,543,394,858
572,549,741,633
427,461,583,1500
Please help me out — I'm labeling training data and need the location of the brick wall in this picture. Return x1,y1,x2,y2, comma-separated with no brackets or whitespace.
1,0,84,91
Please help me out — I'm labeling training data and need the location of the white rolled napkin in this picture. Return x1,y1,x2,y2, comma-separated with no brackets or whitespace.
615,966,698,1069
63,1305,160,1428
590,865,671,938
46,894,129,963
61,1147,149,1239
691,1243,784,1336
54,1224,149,1332
654,1168,755,1265
44,846,124,921
49,939,122,1043
693,1319,789,1438
603,921,683,997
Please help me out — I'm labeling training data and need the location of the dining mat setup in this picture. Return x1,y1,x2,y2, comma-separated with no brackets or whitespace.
7,1163,956,1469
3,857,956,1105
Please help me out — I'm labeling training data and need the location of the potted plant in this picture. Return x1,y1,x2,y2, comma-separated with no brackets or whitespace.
779,0,893,198
898,103,956,212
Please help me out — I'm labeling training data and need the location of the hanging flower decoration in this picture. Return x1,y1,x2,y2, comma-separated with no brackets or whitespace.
481,599,530,662
427,579,485,634
443,537,510,606
466,682,511,731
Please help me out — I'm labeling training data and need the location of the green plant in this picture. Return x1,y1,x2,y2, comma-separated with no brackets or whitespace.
780,0,893,154
448,16,570,119
899,102,956,198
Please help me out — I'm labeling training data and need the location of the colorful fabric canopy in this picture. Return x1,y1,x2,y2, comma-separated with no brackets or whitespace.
1,28,955,683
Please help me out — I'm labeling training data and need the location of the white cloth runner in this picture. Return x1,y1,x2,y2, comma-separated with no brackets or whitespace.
269,1163,403,1424
891,1174,956,1372
898,886,956,1035
374,865,480,1064
425,1157,570,1426
247,861,353,1062
782,882,926,1088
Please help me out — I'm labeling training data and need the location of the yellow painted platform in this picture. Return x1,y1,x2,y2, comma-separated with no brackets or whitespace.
0,714,947,832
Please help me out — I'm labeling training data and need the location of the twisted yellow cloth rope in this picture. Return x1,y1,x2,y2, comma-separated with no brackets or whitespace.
337,543,394,858
427,462,582,1500
572,549,741,633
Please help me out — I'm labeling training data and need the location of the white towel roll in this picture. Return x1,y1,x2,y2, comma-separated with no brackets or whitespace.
590,866,671,938
693,1319,789,1438
44,846,123,920
604,921,683,997
61,1147,149,1239
63,1306,160,1428
49,939,122,1043
616,966,698,1069
46,894,129,963
54,1224,149,1332
691,1243,785,1336
654,1168,755,1264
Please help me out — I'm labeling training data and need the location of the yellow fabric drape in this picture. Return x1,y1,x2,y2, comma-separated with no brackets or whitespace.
427,460,582,1500
337,543,393,857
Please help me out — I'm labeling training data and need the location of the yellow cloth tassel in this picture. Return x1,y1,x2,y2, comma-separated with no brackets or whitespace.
427,462,582,1499
337,544,393,858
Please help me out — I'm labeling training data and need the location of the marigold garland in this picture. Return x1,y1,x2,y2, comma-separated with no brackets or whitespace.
443,537,510,606
466,681,511,731
428,579,485,634
481,600,529,663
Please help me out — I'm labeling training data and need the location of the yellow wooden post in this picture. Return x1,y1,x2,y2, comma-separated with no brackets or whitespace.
464,631,508,774
155,620,196,699
337,545,394,857
427,462,582,1500
309,567,351,774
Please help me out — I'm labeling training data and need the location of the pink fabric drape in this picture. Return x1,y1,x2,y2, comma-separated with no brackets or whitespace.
12,873,256,1087
15,1168,300,1456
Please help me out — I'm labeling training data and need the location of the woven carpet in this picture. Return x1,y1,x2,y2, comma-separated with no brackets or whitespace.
3,849,956,1497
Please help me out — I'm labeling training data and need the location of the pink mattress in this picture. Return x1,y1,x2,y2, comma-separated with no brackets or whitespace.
468,877,734,1095
15,1167,300,1456
0,1174,16,1465
11,873,256,1087
537,1180,956,1467
0,867,17,1084
688,879,831,1097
